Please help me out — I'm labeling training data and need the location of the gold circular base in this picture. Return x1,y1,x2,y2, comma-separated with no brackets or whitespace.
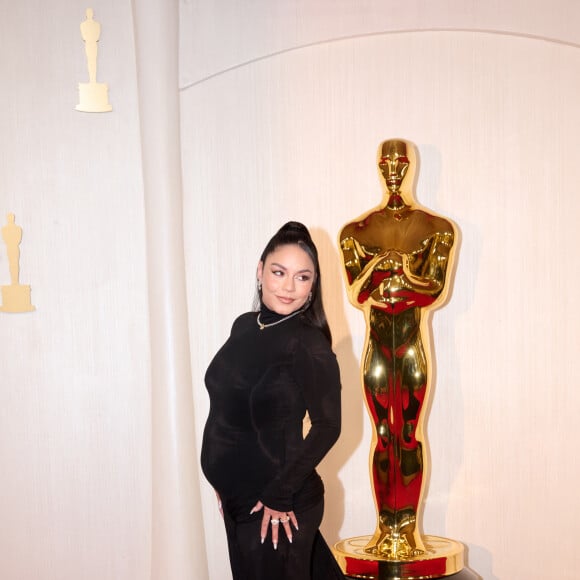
333,535,464,580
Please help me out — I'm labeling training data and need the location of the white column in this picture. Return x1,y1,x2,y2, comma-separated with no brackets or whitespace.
132,1,208,578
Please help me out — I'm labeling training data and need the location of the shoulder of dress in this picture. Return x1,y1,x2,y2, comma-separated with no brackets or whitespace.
231,311,258,332
294,318,334,353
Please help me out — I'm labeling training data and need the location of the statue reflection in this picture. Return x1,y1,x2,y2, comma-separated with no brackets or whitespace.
339,139,455,559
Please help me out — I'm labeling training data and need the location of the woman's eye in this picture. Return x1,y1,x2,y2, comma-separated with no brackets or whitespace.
272,270,284,276
297,275,311,282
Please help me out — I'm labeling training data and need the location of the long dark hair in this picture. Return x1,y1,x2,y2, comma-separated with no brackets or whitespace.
254,221,332,344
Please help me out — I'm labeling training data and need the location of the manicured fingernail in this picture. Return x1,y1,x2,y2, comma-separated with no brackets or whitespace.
288,537,293,544
261,537,265,544
273,542,278,550
250,508,255,514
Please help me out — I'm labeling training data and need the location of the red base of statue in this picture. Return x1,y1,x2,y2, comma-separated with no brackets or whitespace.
345,567,479,580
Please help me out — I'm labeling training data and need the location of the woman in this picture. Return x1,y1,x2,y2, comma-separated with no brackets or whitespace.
201,222,344,579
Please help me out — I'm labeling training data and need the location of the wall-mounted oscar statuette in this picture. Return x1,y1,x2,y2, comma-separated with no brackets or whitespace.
76,8,112,113
0,213,35,313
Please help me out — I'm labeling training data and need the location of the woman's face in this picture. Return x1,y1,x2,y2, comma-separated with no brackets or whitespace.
257,244,316,315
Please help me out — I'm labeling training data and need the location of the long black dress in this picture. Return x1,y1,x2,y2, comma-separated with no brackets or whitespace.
201,306,345,579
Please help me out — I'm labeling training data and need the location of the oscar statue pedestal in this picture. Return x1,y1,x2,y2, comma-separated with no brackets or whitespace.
76,82,112,112
335,534,465,580
0,284,35,312
345,568,479,580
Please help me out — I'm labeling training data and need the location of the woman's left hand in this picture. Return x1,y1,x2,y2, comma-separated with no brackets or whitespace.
250,500,298,549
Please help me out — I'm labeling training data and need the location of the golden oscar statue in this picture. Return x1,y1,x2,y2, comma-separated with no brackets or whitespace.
76,8,112,113
334,139,470,579
1,213,35,313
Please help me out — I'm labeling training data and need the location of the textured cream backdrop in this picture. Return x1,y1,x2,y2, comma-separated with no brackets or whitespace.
0,1,152,580
181,3,580,580
0,1,579,580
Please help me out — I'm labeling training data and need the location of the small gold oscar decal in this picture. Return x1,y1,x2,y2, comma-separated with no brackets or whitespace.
1,213,35,313
76,8,112,113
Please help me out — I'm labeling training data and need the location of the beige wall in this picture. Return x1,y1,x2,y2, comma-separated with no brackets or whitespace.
0,2,151,580
1,2,579,580
181,2,580,580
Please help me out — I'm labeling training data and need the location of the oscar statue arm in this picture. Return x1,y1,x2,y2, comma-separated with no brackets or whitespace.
340,235,391,305
402,230,454,297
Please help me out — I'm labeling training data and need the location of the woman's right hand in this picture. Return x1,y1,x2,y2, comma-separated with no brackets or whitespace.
250,500,298,549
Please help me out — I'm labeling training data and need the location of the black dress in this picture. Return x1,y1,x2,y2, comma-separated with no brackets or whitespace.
201,307,345,579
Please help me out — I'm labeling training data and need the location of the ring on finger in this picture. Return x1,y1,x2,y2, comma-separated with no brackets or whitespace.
280,516,290,524
270,518,280,525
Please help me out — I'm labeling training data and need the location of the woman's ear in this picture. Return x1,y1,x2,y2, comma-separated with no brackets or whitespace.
256,261,263,283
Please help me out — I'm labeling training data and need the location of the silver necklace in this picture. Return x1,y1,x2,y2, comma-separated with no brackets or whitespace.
256,308,304,330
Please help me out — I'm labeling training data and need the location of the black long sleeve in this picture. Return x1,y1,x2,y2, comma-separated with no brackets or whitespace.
260,333,341,510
